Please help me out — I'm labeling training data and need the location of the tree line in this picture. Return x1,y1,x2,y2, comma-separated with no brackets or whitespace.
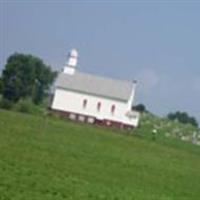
133,104,199,128
167,111,198,128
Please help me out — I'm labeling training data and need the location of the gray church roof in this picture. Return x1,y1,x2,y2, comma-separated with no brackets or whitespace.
55,71,133,101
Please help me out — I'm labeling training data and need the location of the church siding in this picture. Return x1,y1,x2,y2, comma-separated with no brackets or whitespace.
51,88,139,127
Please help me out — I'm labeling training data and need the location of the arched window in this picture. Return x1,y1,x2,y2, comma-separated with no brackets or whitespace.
111,104,116,114
83,99,87,109
97,102,101,111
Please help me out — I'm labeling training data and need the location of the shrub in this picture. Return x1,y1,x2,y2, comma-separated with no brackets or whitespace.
14,99,42,114
0,98,13,110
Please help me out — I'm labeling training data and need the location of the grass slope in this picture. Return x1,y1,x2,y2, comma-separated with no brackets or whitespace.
0,110,200,200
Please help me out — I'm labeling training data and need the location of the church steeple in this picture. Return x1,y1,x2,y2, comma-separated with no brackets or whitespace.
63,49,78,75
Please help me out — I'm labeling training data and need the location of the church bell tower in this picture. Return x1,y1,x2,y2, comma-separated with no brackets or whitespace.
63,49,78,75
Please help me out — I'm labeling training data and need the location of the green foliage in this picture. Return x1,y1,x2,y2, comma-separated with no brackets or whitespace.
0,110,200,199
167,111,199,127
135,112,200,146
0,77,2,94
32,79,44,105
13,98,43,114
1,53,57,103
0,97,13,110
0,96,46,115
133,103,147,113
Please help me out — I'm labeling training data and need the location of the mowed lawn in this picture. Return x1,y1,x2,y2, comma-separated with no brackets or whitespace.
0,110,200,200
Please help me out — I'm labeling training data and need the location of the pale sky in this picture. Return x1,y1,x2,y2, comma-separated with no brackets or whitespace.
0,0,200,122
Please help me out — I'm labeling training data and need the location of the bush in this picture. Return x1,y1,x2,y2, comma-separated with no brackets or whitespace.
14,99,43,114
0,98,13,110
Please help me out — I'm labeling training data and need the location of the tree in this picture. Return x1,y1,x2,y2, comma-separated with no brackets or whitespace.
1,53,57,103
167,111,198,127
32,79,44,105
132,104,147,113
0,77,2,94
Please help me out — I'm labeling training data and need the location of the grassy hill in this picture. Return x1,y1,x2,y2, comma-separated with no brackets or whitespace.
0,110,200,200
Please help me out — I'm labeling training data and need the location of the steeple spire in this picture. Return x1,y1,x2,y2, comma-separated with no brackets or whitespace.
63,49,78,75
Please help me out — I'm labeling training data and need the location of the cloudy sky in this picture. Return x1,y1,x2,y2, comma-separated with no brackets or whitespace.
0,0,200,122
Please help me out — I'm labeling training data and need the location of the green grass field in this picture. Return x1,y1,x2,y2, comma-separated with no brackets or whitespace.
0,110,200,200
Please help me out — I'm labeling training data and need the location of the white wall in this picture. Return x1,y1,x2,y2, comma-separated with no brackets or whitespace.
51,88,139,127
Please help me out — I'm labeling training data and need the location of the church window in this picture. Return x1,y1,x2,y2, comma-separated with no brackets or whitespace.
97,102,101,111
111,104,116,114
83,99,87,108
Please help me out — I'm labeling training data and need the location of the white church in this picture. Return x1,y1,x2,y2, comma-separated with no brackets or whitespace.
51,49,140,129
